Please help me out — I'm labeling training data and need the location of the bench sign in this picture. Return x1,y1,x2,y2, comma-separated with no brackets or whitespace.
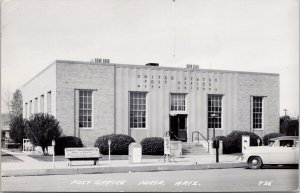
65,147,100,158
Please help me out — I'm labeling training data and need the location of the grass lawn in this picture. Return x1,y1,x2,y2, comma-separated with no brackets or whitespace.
1,151,23,162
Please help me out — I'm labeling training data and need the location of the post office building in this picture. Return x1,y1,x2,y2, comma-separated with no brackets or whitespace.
22,60,279,146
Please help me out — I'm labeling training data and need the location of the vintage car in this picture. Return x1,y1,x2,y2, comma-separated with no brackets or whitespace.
241,136,299,169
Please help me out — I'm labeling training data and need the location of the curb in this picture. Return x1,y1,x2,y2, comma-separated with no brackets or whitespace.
1,162,247,177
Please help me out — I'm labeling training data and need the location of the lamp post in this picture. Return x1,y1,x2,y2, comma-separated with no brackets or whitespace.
108,139,111,167
211,113,219,163
211,113,217,139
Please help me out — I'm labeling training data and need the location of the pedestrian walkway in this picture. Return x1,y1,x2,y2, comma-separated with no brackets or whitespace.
1,148,246,177
2,148,40,164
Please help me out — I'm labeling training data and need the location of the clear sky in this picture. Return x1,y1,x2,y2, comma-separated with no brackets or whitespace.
1,0,299,117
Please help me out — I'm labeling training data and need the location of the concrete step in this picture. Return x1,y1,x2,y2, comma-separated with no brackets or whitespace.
182,147,202,149
182,144,203,148
182,142,203,145
182,148,205,152
182,152,209,155
183,149,205,153
182,142,208,155
183,149,207,153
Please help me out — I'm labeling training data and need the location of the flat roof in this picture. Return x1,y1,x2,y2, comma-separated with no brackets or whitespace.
56,60,280,76
22,59,280,88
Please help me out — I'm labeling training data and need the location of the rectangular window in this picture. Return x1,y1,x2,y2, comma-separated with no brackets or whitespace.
170,93,186,111
129,92,147,128
253,97,263,129
40,95,44,113
79,90,93,128
47,91,51,115
34,98,38,113
208,95,222,129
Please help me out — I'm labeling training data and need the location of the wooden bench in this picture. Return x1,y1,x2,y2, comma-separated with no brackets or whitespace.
65,147,101,166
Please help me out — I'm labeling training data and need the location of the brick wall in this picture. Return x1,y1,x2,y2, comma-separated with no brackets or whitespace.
56,62,115,146
237,73,280,137
22,60,280,146
22,63,57,118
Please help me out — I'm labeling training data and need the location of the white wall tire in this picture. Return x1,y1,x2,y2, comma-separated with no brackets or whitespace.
248,156,263,169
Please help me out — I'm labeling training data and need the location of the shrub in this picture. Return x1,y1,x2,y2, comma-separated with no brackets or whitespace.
9,114,26,146
222,130,262,154
280,117,299,136
263,133,285,145
54,136,83,155
94,134,135,155
140,137,164,155
25,113,62,155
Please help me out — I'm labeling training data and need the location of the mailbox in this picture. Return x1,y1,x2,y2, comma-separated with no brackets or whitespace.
128,143,142,164
213,139,219,149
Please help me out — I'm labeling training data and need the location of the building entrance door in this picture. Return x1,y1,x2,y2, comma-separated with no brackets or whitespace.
169,114,187,142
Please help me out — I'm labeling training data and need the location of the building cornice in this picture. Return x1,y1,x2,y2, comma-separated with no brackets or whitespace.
22,59,280,88
55,59,279,76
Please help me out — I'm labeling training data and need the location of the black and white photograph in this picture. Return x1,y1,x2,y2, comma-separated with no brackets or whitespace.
1,0,299,192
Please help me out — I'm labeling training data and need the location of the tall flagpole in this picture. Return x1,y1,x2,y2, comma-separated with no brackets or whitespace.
173,0,175,67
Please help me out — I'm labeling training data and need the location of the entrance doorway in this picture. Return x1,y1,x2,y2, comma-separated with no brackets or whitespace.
169,114,187,142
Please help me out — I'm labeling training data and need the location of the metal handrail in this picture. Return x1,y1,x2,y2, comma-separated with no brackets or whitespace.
192,131,200,143
165,131,180,141
192,131,210,153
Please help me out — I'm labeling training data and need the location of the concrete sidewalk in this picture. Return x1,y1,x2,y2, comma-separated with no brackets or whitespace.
1,149,247,177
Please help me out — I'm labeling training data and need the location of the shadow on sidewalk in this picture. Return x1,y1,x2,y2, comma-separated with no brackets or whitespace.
1,150,23,162
28,154,164,162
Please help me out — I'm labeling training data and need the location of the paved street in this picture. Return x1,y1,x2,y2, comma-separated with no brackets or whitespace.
1,167,298,192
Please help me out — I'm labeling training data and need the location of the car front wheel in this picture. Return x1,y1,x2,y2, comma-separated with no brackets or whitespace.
248,156,263,169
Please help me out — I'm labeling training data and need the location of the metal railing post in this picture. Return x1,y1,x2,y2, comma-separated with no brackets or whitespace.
191,131,210,153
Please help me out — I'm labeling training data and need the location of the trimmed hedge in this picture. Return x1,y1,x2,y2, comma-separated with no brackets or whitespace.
263,133,285,145
140,137,164,155
95,134,135,155
54,136,83,155
222,130,262,154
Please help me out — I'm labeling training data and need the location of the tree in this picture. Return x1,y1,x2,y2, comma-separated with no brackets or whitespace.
25,113,62,155
1,89,12,114
10,89,23,117
9,114,26,148
280,116,299,136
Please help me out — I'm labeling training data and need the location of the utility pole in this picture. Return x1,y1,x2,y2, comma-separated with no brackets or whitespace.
283,109,288,116
172,0,175,67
